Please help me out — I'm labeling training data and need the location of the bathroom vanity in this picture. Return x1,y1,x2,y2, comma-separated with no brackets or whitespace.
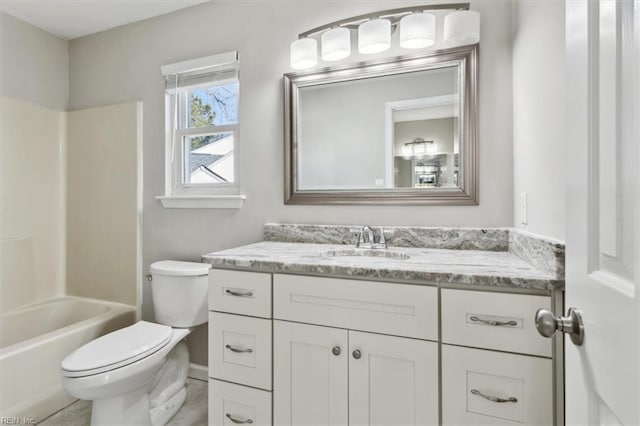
203,224,565,426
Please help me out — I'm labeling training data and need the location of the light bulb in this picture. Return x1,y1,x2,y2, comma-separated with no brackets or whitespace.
290,38,317,70
322,27,351,61
399,13,436,49
358,19,391,54
443,10,480,46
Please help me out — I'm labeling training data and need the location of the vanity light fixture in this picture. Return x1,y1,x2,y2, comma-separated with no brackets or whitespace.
322,27,351,61
443,10,480,46
358,18,391,54
290,38,318,70
399,12,436,49
289,3,478,70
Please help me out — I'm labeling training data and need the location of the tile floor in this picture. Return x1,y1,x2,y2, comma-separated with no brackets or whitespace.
38,378,207,425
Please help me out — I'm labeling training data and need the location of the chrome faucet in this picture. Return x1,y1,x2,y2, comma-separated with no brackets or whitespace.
350,226,389,249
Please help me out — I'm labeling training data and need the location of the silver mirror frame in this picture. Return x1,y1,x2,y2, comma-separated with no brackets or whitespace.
284,44,479,205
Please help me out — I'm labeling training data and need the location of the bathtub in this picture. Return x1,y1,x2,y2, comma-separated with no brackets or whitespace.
0,296,136,422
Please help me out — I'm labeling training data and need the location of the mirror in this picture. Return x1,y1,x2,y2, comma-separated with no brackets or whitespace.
284,45,478,205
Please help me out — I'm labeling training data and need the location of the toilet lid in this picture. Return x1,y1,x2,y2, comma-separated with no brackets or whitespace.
61,321,172,377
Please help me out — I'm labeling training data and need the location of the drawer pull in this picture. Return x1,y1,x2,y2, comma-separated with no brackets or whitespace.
225,289,254,297
469,316,517,327
225,344,254,354
470,389,518,403
225,413,254,424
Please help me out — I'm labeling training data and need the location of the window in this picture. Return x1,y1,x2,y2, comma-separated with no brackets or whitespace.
158,51,245,208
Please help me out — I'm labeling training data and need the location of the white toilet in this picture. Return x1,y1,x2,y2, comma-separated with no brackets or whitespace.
60,260,210,426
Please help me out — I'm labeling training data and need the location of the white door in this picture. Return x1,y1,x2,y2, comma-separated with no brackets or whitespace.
564,1,639,425
273,321,348,426
348,331,439,426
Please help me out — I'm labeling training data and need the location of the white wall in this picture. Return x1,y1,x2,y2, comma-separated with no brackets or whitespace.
0,12,69,110
512,1,566,241
0,97,66,312
68,0,514,364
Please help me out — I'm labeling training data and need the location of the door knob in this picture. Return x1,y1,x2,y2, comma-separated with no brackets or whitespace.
352,349,361,359
332,346,341,356
535,307,584,346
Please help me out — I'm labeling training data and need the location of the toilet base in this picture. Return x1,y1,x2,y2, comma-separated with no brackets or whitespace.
88,341,190,426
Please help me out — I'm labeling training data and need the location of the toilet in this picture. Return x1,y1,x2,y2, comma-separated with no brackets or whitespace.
60,260,210,426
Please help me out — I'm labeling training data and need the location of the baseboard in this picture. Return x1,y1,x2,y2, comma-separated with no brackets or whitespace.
188,363,208,381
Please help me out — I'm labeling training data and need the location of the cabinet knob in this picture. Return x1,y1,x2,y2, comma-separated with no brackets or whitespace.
332,346,341,356
352,349,361,359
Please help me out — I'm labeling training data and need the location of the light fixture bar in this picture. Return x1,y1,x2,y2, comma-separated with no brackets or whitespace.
298,3,470,39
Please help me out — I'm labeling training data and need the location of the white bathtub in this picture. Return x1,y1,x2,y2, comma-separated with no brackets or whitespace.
0,296,136,421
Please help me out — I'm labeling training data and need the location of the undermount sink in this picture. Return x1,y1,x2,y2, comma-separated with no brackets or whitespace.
324,249,410,261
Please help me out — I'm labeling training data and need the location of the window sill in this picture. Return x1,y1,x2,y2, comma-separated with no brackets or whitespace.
156,195,246,209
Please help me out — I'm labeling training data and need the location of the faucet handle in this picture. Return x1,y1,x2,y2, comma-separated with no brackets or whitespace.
379,228,394,248
349,228,364,247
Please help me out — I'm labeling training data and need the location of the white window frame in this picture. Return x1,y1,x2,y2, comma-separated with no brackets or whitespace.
157,51,245,209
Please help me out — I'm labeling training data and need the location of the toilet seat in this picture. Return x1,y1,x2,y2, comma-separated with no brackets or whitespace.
61,321,173,378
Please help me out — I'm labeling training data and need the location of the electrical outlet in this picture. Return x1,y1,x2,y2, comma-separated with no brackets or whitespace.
520,192,528,225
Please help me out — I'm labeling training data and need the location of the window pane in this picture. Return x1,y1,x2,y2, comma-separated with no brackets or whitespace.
188,82,238,127
183,132,234,184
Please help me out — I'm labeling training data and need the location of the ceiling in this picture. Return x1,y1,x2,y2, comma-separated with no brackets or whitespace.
0,0,211,40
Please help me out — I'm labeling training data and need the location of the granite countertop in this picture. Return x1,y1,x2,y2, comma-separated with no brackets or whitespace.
202,241,563,291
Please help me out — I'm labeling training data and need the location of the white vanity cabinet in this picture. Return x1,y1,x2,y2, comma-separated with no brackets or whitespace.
440,289,555,426
272,274,439,426
209,269,560,426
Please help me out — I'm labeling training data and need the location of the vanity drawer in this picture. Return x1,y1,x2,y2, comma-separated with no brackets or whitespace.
442,345,553,426
273,274,438,341
209,269,272,318
209,379,272,426
209,312,272,390
441,289,552,357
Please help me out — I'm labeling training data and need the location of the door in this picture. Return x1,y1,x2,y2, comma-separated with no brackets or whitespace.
348,331,439,426
273,321,348,426
565,1,639,425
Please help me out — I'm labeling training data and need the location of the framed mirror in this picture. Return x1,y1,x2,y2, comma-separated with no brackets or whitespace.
284,44,478,205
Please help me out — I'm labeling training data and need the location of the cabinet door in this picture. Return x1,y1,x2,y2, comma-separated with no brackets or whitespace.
273,321,348,426
349,331,439,426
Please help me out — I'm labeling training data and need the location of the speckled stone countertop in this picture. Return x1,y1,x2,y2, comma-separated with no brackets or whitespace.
202,241,563,292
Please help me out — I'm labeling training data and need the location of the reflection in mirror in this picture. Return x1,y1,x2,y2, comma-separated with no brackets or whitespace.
285,45,478,205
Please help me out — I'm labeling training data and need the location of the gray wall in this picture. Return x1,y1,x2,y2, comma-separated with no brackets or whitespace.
512,0,565,241
68,0,514,365
0,12,69,109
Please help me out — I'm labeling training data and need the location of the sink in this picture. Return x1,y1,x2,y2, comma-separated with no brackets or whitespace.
324,249,410,261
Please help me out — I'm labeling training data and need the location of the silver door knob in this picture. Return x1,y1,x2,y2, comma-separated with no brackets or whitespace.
535,307,584,346
332,346,341,356
352,349,361,359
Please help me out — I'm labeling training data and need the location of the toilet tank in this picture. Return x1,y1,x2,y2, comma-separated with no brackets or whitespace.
149,261,211,328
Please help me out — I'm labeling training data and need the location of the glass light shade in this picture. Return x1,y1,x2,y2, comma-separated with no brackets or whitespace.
399,13,436,49
322,27,351,61
413,143,425,154
290,38,318,70
443,10,480,46
358,19,391,54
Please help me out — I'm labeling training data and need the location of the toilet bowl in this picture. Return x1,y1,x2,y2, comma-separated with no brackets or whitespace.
60,260,210,426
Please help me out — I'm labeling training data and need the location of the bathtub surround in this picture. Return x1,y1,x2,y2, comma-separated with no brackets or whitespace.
66,102,142,307
0,98,66,313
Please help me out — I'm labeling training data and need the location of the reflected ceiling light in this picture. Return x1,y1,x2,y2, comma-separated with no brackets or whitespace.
399,12,436,49
290,38,317,70
443,10,480,46
322,27,351,61
358,18,391,54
